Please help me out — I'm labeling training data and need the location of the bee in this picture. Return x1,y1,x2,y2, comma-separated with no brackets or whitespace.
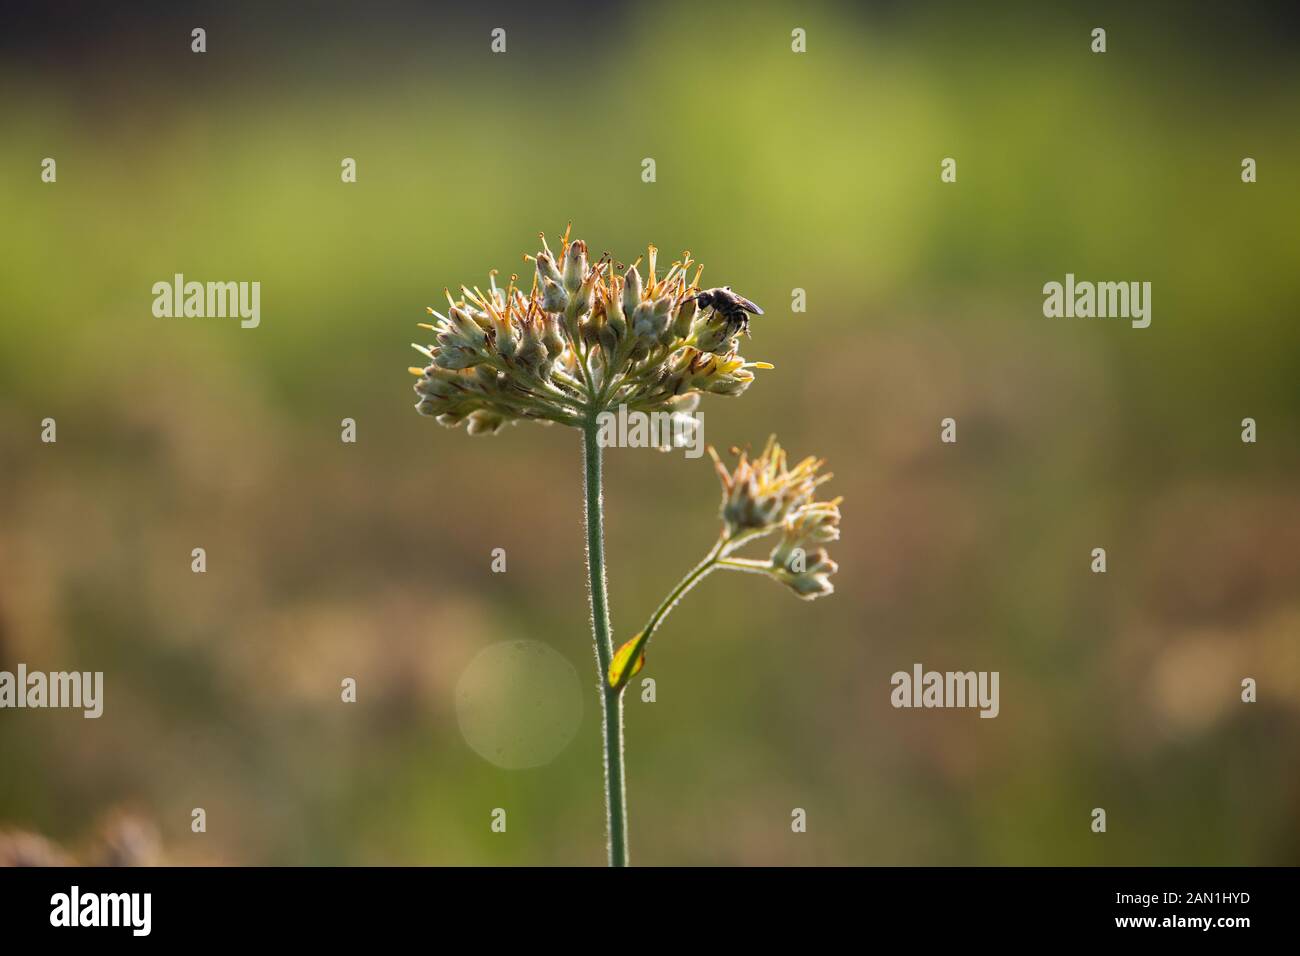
694,286,764,337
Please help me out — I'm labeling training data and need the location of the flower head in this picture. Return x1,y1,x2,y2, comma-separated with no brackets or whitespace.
410,225,773,431
709,436,831,536
710,437,842,599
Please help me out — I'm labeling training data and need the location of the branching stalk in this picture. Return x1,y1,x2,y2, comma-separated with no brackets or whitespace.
607,527,781,693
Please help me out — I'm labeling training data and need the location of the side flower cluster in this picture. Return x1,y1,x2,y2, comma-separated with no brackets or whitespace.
606,436,842,690
711,437,842,599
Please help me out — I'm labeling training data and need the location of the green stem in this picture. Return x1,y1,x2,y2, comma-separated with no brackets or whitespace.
581,420,628,867
608,528,776,692
636,536,725,648
716,556,776,575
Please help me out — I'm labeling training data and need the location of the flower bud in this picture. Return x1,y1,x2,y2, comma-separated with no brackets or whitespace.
416,365,468,398
631,301,658,339
670,295,696,340
769,534,799,570
652,296,675,344
448,306,487,344
606,308,627,342
540,312,565,357
771,548,838,599
684,353,745,396
722,476,783,530
622,265,642,318
433,346,479,370
466,410,507,435
515,320,547,373
541,277,567,313
597,323,619,357
786,501,841,545
693,311,735,355
535,251,562,285
563,240,587,293
702,365,753,396
565,280,594,322
492,314,517,360
601,288,626,342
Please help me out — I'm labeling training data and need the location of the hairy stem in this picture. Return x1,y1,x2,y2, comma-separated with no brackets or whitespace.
634,536,725,653
582,420,629,867
609,528,776,692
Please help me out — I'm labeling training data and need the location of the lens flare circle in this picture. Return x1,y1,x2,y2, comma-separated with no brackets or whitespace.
455,640,583,770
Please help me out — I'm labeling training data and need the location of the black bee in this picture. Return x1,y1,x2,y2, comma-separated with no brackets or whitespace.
694,286,764,337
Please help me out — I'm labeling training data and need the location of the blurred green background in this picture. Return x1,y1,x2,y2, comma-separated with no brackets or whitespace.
1,0,1298,865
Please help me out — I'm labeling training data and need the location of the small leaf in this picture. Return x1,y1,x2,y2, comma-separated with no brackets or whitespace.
607,632,648,690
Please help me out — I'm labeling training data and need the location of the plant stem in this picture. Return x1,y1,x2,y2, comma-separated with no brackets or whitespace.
716,556,776,575
635,536,725,650
609,529,776,692
581,419,629,867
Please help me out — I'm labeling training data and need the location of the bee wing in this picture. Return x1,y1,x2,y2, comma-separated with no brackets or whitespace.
735,295,764,315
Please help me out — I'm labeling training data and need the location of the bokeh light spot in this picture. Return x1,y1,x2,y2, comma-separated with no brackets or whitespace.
455,640,583,770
